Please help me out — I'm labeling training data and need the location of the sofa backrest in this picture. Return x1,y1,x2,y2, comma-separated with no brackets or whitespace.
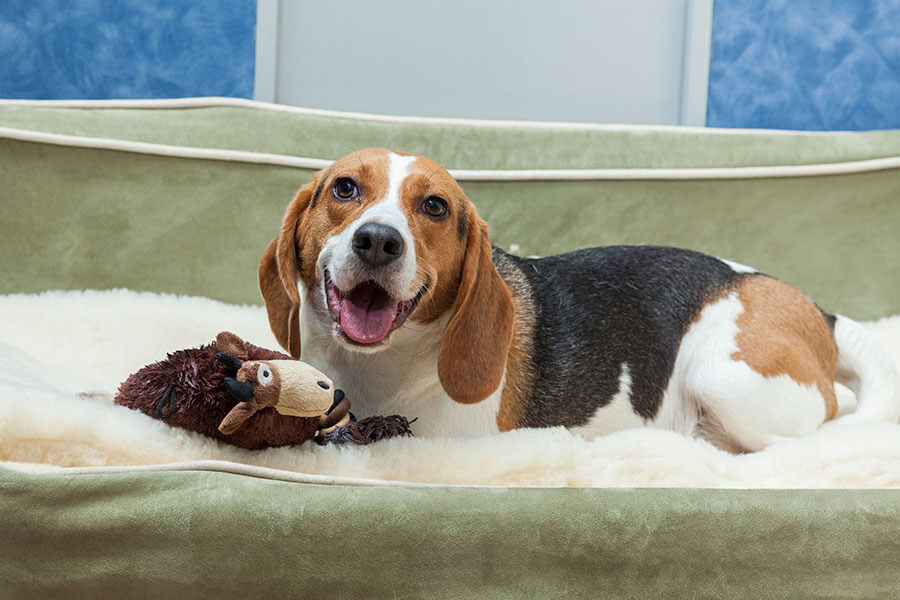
2,98,898,319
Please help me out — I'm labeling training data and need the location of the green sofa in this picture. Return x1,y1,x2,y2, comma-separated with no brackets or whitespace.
2,98,899,598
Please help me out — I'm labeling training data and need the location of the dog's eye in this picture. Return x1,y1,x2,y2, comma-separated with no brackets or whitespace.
257,363,274,385
332,178,359,201
421,196,448,219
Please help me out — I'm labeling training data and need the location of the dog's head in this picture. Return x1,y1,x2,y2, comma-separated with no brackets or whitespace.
259,148,514,404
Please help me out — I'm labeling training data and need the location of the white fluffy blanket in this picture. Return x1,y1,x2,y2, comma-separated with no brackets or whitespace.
3,289,900,488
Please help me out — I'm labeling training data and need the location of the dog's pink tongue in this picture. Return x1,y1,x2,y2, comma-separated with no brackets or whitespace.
340,281,397,344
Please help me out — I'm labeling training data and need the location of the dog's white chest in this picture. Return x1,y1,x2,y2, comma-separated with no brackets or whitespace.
299,310,502,438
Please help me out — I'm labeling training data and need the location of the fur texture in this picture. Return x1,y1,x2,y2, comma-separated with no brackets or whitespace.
114,340,321,450
3,289,900,488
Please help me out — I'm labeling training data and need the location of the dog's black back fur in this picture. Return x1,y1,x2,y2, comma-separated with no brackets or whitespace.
492,246,744,427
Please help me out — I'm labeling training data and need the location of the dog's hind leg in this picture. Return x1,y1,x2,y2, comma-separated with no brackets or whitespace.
669,278,836,452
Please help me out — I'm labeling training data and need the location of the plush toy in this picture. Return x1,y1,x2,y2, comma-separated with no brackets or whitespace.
115,331,413,450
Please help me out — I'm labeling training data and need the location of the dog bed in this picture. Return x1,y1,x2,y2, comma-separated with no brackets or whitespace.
4,288,900,488
3,98,900,598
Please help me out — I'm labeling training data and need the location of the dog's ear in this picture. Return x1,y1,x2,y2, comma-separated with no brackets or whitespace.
437,216,514,404
259,236,300,357
258,178,317,358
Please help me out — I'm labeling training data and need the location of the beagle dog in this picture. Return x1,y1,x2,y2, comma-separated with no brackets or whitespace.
259,148,900,451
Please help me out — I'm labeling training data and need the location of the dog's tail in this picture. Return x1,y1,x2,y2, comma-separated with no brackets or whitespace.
830,315,900,425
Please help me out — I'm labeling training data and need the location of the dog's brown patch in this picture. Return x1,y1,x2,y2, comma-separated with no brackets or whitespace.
492,253,537,431
731,276,839,420
399,158,471,324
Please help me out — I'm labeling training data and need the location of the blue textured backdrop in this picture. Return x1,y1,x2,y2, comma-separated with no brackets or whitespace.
0,0,255,99
708,0,900,130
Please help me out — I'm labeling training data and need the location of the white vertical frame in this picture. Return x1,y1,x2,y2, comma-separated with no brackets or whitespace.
254,0,280,103
257,1,715,127
680,0,714,126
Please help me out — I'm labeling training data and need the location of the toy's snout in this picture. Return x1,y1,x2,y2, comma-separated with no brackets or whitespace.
319,389,351,432
223,377,253,403
266,360,334,417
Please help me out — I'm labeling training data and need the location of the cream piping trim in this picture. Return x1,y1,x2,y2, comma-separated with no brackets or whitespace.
0,126,331,170
1,459,500,488
2,126,899,181
0,96,858,136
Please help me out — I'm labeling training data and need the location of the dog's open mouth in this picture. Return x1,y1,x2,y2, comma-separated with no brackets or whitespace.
324,271,427,344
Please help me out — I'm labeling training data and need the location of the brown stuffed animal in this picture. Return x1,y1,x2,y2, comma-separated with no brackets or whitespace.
213,331,351,436
115,331,413,450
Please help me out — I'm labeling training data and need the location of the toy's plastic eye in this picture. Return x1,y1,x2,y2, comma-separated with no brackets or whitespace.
317,381,330,390
257,363,273,385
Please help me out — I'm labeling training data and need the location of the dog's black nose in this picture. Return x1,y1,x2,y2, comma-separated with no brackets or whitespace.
352,223,404,267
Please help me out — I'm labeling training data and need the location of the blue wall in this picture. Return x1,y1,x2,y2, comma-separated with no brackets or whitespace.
708,0,900,131
0,0,255,99
4,1,898,130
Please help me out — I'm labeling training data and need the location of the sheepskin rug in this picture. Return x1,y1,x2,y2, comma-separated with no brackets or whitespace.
3,289,900,488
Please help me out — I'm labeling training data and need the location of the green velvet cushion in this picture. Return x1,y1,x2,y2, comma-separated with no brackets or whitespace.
2,100,899,319
3,467,899,599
